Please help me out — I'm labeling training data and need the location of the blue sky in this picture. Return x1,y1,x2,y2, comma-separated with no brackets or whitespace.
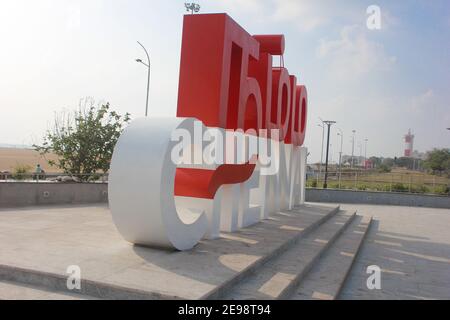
0,0,449,162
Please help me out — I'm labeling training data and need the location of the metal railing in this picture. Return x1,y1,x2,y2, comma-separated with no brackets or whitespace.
2,169,448,196
307,170,449,196
0,172,108,183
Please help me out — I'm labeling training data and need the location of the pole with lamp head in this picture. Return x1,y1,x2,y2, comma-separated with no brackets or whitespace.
136,41,151,117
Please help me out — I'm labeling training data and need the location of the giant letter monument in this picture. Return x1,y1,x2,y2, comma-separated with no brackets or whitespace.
109,13,308,250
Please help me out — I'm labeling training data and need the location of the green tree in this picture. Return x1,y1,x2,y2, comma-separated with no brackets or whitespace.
34,99,130,180
395,157,416,170
423,148,450,176
382,157,395,168
378,163,391,173
369,156,382,168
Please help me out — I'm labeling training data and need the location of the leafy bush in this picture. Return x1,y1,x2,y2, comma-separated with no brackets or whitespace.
34,99,130,181
391,183,408,192
378,164,391,173
434,185,450,195
12,164,31,180
409,185,430,194
328,182,340,189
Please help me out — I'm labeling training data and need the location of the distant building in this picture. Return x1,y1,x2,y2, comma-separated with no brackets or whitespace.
341,155,365,167
364,159,373,169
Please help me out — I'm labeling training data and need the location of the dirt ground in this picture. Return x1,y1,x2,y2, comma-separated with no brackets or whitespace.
0,148,59,172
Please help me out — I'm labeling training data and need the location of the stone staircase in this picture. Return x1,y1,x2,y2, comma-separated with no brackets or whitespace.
218,211,372,300
0,204,372,300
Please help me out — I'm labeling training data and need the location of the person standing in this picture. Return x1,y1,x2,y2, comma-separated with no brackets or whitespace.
34,164,43,180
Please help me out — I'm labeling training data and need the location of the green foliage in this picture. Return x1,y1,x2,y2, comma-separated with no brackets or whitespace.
433,185,450,195
310,180,318,188
357,184,369,191
404,184,430,194
423,149,450,176
382,157,395,167
391,183,408,192
34,99,130,180
393,157,423,170
378,164,392,173
328,182,340,189
369,156,382,168
12,164,31,180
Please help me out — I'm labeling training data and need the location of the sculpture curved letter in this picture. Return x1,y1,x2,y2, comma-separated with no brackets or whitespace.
108,117,208,250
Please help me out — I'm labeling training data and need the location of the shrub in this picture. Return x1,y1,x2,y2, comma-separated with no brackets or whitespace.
405,185,430,194
378,164,392,173
434,185,450,195
357,184,369,191
391,183,408,192
328,182,340,189
12,164,31,180
34,99,130,181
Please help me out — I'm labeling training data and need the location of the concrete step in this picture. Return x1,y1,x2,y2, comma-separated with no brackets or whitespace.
221,211,356,300
290,215,373,300
0,280,95,300
0,263,178,299
0,204,340,300
203,205,341,299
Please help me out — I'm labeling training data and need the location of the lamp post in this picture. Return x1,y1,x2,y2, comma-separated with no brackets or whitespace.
358,142,363,167
337,128,343,188
136,41,150,117
318,121,325,185
330,144,333,164
185,3,201,14
351,130,356,169
364,138,368,169
323,120,336,189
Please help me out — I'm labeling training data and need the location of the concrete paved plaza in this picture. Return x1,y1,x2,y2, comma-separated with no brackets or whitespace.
0,203,338,299
329,203,450,299
0,203,448,299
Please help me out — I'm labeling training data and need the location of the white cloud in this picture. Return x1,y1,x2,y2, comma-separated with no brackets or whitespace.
317,25,396,76
214,0,362,32
212,1,400,33
271,0,328,31
213,0,266,17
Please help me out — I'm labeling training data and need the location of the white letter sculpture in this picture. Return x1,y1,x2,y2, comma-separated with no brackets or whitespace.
108,117,208,251
109,117,308,251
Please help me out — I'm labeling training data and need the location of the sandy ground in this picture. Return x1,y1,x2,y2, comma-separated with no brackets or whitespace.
0,147,58,172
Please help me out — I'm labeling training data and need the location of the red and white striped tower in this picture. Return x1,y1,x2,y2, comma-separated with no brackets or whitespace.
404,129,414,157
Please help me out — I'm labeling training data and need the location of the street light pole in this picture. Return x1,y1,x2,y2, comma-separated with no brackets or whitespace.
337,129,343,188
351,130,356,169
318,122,325,185
358,142,362,167
136,41,150,117
330,144,333,164
364,138,368,169
323,120,336,189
